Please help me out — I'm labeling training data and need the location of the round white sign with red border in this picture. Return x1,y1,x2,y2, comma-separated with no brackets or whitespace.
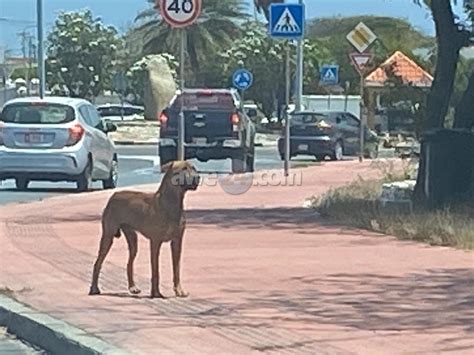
159,0,202,28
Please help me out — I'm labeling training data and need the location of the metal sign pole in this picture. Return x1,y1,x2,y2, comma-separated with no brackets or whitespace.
1,70,7,104
295,0,304,112
284,42,291,177
158,0,201,162
120,94,124,121
178,28,186,161
268,3,304,177
359,72,365,163
36,0,45,99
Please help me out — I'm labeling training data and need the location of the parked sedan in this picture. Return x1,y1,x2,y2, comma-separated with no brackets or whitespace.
0,97,118,192
278,111,379,161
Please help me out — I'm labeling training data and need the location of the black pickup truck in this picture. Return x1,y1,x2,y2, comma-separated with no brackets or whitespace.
158,89,256,173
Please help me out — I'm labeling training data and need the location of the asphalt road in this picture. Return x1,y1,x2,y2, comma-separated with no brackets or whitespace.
0,145,323,206
0,329,45,354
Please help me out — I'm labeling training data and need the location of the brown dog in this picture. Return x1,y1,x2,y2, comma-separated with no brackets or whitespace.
89,161,200,298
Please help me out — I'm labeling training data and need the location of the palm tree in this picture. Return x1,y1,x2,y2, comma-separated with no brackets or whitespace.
254,0,284,21
132,0,248,85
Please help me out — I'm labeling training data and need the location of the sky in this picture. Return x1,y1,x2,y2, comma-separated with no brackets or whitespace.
0,0,460,56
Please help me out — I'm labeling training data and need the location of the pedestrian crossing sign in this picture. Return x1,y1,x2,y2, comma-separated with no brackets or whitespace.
270,4,305,39
320,65,339,86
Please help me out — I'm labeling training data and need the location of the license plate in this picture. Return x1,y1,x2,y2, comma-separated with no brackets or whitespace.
298,144,309,151
192,137,207,145
25,133,44,143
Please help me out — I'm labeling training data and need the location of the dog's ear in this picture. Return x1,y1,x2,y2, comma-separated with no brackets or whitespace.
161,161,174,174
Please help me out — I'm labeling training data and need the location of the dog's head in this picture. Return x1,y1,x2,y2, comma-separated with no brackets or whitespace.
162,161,200,192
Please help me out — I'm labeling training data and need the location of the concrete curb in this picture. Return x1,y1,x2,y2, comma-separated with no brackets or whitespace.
114,141,270,147
114,140,158,146
0,295,128,355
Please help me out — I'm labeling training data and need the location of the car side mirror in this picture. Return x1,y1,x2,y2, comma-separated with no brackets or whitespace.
336,117,342,124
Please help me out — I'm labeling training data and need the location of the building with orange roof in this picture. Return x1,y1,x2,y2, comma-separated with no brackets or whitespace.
363,51,433,131
365,50,433,88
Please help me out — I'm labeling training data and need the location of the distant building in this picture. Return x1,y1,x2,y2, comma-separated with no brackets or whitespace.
364,51,433,133
365,51,433,88
5,56,34,71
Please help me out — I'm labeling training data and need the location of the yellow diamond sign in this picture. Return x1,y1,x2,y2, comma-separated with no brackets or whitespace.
346,22,377,53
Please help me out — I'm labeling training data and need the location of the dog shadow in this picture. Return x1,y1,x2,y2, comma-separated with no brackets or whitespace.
97,292,184,301
96,292,148,299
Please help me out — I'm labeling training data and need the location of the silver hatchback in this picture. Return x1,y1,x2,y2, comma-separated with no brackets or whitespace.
0,97,118,192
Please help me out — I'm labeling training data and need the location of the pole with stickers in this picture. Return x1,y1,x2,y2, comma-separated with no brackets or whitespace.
158,0,202,161
346,22,377,163
269,3,305,177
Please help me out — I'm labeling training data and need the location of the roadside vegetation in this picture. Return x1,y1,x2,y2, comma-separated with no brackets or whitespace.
0,287,14,297
312,161,474,250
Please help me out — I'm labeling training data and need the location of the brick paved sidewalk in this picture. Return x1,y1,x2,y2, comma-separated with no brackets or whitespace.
0,161,473,354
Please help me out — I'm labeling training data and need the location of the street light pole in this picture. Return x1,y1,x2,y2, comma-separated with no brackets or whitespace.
36,0,45,98
294,0,304,112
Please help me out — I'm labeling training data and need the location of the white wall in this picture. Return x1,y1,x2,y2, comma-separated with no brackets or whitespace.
301,95,362,119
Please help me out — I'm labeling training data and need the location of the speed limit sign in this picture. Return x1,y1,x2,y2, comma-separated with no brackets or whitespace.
159,0,202,28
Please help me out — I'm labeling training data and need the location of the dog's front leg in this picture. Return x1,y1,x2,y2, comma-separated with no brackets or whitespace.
171,237,188,298
150,240,165,298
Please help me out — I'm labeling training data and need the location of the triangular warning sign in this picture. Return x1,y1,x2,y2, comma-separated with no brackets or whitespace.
323,69,336,81
350,53,373,74
273,8,301,34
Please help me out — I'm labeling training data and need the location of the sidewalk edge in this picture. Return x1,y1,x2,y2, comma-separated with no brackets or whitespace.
0,295,128,355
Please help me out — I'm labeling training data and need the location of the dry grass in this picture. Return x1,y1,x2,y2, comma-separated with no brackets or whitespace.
0,287,33,300
0,287,15,297
313,178,474,249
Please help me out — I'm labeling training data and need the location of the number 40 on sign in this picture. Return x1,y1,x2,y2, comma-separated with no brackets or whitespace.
159,0,202,28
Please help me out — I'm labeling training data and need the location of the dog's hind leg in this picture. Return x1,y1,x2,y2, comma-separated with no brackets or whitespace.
89,230,115,295
123,227,141,295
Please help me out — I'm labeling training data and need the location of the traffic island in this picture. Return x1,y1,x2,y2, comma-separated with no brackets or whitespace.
109,120,160,145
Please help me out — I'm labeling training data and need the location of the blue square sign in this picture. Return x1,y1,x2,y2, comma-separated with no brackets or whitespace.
270,4,305,40
320,65,339,86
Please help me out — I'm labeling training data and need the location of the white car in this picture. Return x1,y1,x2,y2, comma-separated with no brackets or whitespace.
0,96,118,192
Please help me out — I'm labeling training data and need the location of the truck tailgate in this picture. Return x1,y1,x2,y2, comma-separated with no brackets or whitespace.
167,110,234,143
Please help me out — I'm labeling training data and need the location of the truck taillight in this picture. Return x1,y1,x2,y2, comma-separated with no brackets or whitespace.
66,124,85,146
231,113,240,125
159,112,169,128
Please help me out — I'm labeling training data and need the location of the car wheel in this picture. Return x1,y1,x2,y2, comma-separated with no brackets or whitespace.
232,153,247,174
246,153,255,173
77,161,93,192
331,141,344,161
159,150,175,173
280,152,293,161
102,159,118,189
160,156,174,173
15,178,29,191
365,144,379,160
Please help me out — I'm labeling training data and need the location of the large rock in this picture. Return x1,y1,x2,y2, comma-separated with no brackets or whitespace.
143,55,176,120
